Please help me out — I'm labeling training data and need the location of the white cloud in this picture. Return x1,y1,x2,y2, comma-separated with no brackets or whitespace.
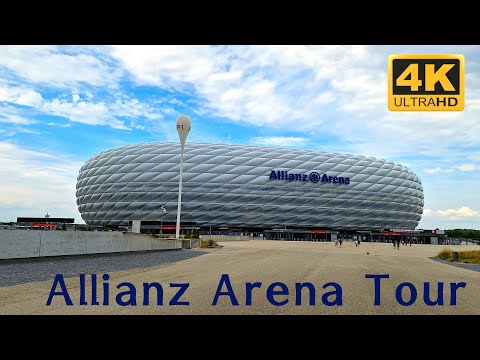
424,164,480,174
41,98,119,127
0,142,58,160
423,206,480,220
47,122,72,128
0,141,83,221
129,121,145,130
1,45,480,227
16,89,44,107
0,83,162,130
457,164,480,172
13,128,44,135
0,104,36,125
0,113,35,125
40,97,162,130
110,45,332,126
250,136,307,147
109,45,480,162
0,86,44,107
109,98,161,120
109,45,379,128
313,91,336,105
425,167,450,174
0,46,120,88
3,45,478,160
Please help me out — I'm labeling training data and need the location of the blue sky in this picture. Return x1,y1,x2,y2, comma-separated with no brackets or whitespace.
0,45,479,229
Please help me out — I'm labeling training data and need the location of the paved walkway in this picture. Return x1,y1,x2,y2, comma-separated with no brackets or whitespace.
1,241,480,314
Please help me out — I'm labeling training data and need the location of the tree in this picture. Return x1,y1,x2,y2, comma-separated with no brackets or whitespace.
446,229,480,239
102,221,112,231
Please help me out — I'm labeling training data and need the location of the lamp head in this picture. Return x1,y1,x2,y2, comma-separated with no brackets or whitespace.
176,114,191,149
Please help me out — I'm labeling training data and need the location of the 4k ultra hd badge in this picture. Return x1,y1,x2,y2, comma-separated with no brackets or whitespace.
388,54,464,111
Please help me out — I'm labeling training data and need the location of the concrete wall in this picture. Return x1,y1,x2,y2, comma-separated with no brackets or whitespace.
206,235,251,241
0,230,182,260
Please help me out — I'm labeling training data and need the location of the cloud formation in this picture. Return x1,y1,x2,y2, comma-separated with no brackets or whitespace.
0,45,120,88
0,141,82,221
249,136,307,147
423,206,480,219
0,84,162,130
1,45,480,229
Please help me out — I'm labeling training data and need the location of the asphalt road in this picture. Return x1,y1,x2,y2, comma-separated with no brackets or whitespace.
0,249,205,286
1,240,480,314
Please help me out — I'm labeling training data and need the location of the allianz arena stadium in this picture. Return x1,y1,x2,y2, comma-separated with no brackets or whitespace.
76,142,424,238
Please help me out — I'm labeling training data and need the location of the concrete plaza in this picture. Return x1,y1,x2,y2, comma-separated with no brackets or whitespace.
1,240,480,314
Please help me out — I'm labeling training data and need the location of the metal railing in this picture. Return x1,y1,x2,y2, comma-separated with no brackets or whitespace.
445,238,480,246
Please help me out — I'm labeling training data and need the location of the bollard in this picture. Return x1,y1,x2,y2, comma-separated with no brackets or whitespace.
453,251,459,261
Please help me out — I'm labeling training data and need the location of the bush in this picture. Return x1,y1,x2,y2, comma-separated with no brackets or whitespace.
458,250,480,264
437,248,480,264
437,248,453,260
200,239,219,248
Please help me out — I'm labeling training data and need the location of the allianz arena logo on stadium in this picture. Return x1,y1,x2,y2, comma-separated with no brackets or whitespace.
269,170,351,185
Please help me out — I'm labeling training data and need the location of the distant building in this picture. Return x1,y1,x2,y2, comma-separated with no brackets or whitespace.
14,217,75,230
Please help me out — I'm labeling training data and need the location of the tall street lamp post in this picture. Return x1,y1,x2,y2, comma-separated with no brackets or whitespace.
175,114,191,240
159,206,166,237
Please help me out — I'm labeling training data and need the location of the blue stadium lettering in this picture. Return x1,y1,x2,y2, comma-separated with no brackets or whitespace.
269,170,351,185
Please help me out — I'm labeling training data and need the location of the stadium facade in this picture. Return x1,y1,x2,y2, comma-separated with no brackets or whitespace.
76,142,424,240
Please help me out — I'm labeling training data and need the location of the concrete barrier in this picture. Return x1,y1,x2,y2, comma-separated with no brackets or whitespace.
207,235,251,241
0,230,182,260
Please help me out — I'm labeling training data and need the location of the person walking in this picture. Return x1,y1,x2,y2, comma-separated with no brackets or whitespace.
396,240,400,250
339,238,343,248
335,238,338,247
